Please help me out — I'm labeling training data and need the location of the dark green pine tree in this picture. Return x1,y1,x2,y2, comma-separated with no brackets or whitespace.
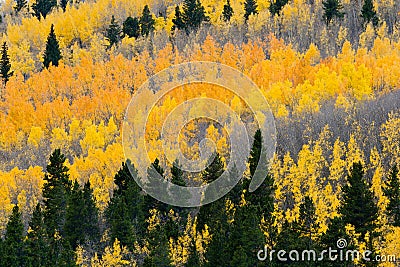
42,149,71,236
226,203,265,267
244,0,258,20
169,159,192,209
322,0,344,26
320,216,353,266
171,6,185,32
14,0,27,13
146,219,172,267
81,181,100,244
340,162,378,244
25,204,50,267
196,153,225,231
48,234,76,266
122,16,140,38
222,0,234,22
144,158,170,216
383,165,400,227
361,0,379,27
269,0,289,16
0,42,13,85
246,129,275,216
42,149,75,266
106,160,145,249
60,0,68,12
43,24,62,69
140,5,155,37
64,181,99,250
182,0,209,33
273,221,303,264
31,0,57,20
3,205,25,267
105,16,122,49
298,196,319,244
64,181,84,249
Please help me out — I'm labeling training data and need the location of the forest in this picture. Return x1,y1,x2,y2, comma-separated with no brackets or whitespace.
0,0,399,265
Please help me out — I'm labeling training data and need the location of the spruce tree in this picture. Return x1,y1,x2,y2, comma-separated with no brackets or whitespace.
122,16,140,38
140,5,155,37
269,0,289,16
383,165,400,226
60,0,68,12
340,162,378,240
31,0,57,20
196,153,225,231
42,149,71,237
322,0,344,26
244,0,258,20
182,0,209,33
82,181,100,244
0,42,13,85
320,217,353,266
246,129,275,217
106,160,146,249
222,0,234,22
105,16,122,49
3,205,25,267
25,204,50,267
14,0,27,13
64,181,99,250
43,24,62,69
171,6,185,32
361,0,379,26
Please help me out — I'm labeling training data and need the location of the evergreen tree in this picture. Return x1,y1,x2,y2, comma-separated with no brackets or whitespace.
269,0,289,16
14,0,27,13
107,160,147,249
3,205,25,267
64,181,99,250
64,181,84,249
31,0,56,20
82,181,100,244
122,16,140,38
196,153,225,231
298,196,319,243
43,24,62,69
222,0,234,22
320,217,353,266
171,6,185,32
105,16,122,49
48,235,76,266
340,162,378,241
0,42,13,85
60,0,68,12
246,129,275,216
244,0,258,20
25,204,50,267
146,219,172,267
169,159,192,209
383,165,400,226
182,0,209,33
322,0,344,26
107,161,139,248
140,5,155,37
361,0,378,26
42,149,71,237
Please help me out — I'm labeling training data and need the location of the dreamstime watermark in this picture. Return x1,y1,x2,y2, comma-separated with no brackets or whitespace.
257,239,397,263
122,61,277,207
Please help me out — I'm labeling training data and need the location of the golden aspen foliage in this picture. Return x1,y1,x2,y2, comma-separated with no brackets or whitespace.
380,112,400,166
91,239,133,267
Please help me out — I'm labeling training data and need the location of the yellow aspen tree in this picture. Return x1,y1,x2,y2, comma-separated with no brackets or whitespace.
91,239,132,267
346,134,365,173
